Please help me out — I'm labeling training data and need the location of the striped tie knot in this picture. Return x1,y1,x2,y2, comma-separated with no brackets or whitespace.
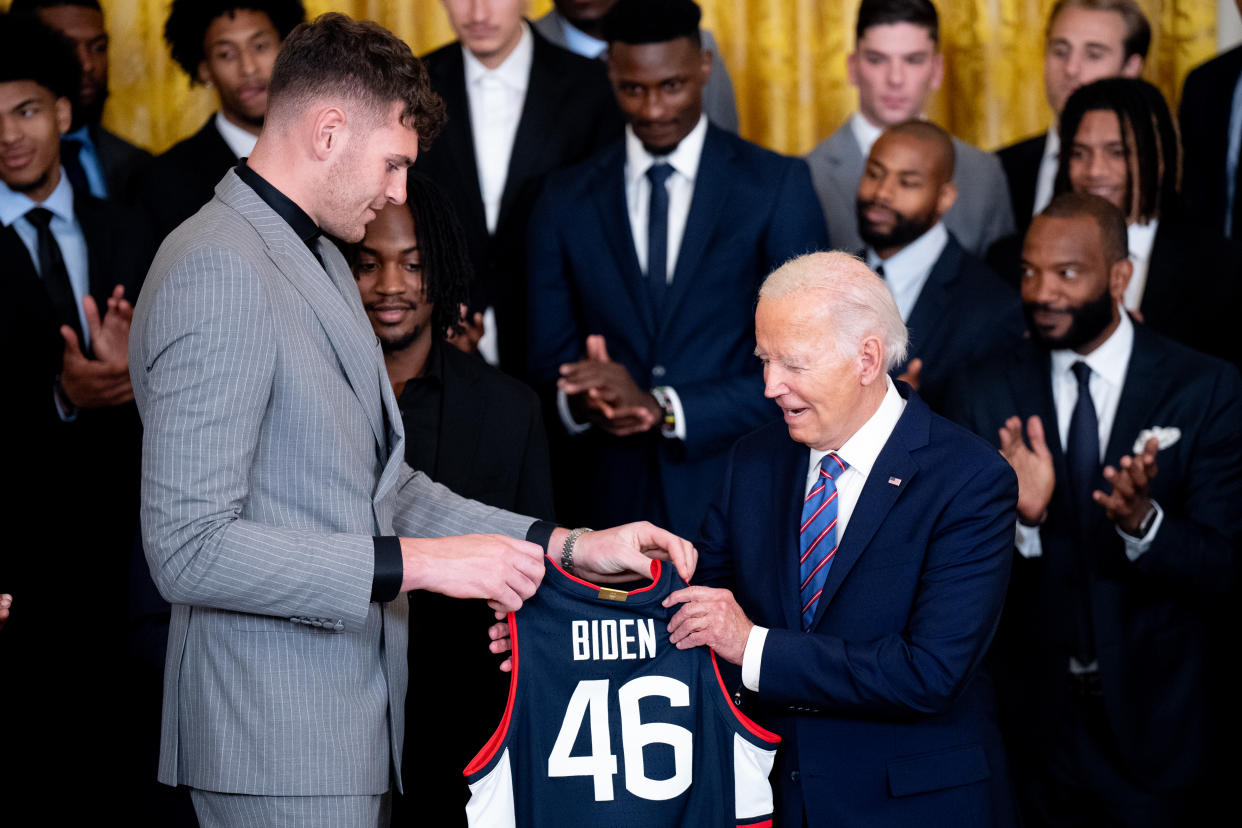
798,453,848,630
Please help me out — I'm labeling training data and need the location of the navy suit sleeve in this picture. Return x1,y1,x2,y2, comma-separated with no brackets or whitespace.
675,159,829,459
1128,364,1242,595
758,457,1017,716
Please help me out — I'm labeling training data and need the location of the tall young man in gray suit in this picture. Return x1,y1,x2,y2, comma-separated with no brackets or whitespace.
130,13,694,827
805,0,1014,257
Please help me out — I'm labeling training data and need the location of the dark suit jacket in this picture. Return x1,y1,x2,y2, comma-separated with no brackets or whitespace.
92,124,151,200
526,125,829,538
417,27,623,374
996,133,1046,233
697,385,1018,827
396,342,553,827
944,326,1242,792
0,191,153,815
1179,44,1242,237
131,116,237,245
986,219,1239,366
889,232,1025,412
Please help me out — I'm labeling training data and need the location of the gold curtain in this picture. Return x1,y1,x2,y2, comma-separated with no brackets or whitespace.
8,0,1219,155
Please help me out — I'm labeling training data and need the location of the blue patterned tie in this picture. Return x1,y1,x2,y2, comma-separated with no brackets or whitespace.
646,162,674,308
800,453,848,630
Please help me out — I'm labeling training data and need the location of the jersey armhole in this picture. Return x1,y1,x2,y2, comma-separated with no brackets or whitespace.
464,611,520,778
710,649,780,746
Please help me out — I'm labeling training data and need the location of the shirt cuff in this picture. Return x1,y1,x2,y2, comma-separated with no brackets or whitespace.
1118,501,1163,561
655,386,687,441
371,536,403,602
741,625,768,692
1015,520,1043,559
556,389,592,435
526,519,558,553
52,377,78,422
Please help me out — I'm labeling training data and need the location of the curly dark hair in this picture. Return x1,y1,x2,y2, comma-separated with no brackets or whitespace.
0,11,80,106
267,13,445,150
163,0,305,80
1055,77,1180,224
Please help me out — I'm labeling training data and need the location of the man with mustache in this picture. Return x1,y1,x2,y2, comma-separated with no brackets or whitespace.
9,0,151,200
856,119,1022,411
945,192,1242,826
526,0,827,538
131,0,305,243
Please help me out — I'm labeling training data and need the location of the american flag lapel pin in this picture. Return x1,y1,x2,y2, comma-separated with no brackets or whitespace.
887,476,902,486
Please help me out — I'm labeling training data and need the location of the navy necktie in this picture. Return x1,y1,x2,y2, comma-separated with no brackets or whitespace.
800,453,848,630
25,207,84,347
646,163,674,308
1065,360,1099,663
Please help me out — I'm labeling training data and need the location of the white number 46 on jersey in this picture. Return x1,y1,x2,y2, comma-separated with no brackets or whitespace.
548,676,692,802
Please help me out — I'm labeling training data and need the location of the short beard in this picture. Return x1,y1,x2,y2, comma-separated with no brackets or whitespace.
857,199,935,252
12,169,51,196
1024,287,1115,351
378,324,423,355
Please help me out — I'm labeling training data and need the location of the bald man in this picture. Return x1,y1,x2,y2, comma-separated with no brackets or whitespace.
665,251,1018,827
858,121,1023,411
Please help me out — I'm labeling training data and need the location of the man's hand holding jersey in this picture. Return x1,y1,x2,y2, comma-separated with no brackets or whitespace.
488,521,698,670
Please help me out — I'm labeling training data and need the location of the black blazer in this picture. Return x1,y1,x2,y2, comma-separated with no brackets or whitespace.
995,133,1046,233
93,124,151,200
131,116,238,246
944,326,1242,793
1180,44,1242,237
397,342,553,827
417,26,623,374
890,232,1025,413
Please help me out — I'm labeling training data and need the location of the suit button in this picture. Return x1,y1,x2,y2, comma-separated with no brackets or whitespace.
651,365,666,379
790,770,801,785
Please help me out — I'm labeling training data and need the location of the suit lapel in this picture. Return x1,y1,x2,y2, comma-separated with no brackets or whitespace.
498,33,557,229
435,50,488,236
1008,344,1071,515
658,126,733,334
773,437,810,632
901,236,963,370
1103,325,1165,466
76,196,116,307
591,149,655,336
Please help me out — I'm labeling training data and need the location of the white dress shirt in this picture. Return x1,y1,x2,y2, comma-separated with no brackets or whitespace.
464,23,533,235
557,115,710,440
866,221,949,322
1032,127,1060,218
849,111,885,159
1013,311,1164,561
741,376,908,691
1122,218,1158,312
214,111,258,161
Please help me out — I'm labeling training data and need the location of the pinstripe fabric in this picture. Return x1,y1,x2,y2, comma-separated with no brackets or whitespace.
190,789,389,827
130,170,535,797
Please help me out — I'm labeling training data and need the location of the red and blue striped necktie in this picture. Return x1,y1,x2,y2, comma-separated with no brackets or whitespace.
800,453,848,630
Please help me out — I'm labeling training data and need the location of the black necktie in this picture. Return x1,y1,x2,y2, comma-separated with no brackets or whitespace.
875,263,886,279
1065,361,1099,663
646,163,674,309
25,207,84,347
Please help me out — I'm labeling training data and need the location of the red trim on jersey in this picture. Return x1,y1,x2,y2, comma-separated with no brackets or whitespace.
546,553,662,595
711,650,780,743
737,819,773,827
463,610,520,776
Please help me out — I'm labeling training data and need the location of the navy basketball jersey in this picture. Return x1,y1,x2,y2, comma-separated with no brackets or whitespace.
464,556,779,827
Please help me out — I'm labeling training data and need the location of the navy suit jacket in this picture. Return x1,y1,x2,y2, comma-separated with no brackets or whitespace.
697,384,1018,827
1180,44,1242,238
944,326,1242,791
996,133,1046,233
889,232,1024,413
526,124,828,537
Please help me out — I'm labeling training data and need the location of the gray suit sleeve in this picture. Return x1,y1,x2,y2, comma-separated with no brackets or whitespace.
134,247,375,627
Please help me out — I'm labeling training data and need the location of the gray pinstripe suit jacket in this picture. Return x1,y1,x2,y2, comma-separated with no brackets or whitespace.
130,170,535,796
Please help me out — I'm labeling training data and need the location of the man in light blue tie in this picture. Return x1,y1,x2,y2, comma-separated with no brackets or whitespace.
664,251,1019,827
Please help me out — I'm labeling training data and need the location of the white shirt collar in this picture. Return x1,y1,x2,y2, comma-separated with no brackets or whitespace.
555,11,606,58
214,111,258,161
1127,218,1158,263
1049,306,1134,389
463,22,534,94
625,113,709,188
809,375,906,482
0,165,74,227
849,111,886,158
1043,126,1060,166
